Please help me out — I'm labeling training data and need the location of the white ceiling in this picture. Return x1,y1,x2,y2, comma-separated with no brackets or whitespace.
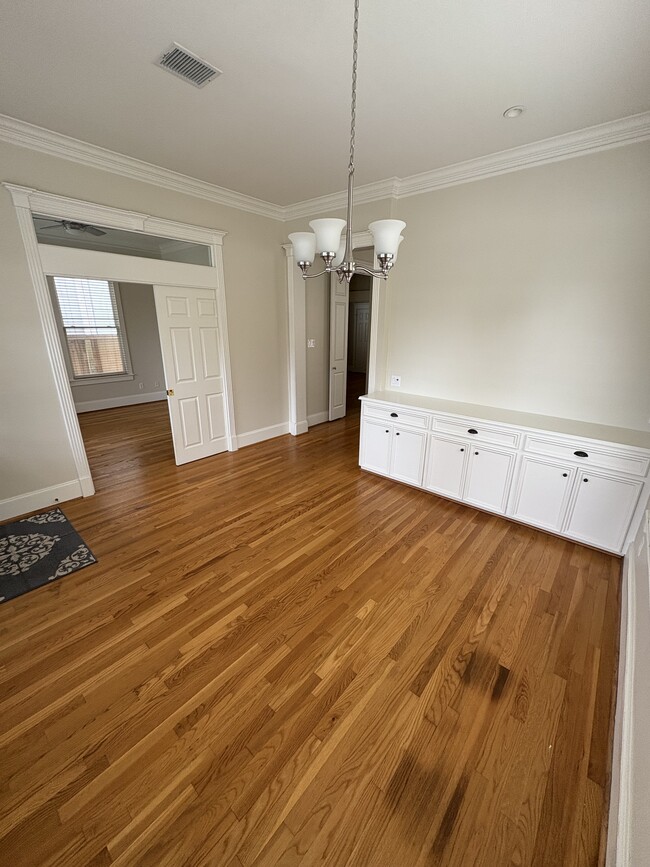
1,0,649,206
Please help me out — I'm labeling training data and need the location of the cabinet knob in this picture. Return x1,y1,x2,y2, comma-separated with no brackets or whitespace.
475,451,479,456
390,412,398,418
562,473,568,478
583,478,589,482
396,432,400,436
385,429,389,433
460,448,464,452
468,428,478,435
574,450,589,458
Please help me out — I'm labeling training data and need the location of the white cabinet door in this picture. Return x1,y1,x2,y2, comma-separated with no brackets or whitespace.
424,435,468,499
391,428,427,486
463,445,515,514
564,470,642,552
360,419,392,475
511,457,574,531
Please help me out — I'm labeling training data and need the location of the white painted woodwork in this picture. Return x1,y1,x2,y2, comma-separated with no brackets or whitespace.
349,301,370,373
154,285,227,465
38,244,217,289
360,419,392,475
391,428,427,486
463,445,515,514
563,470,643,552
4,184,236,514
511,457,575,531
424,435,468,499
358,393,650,554
329,273,349,421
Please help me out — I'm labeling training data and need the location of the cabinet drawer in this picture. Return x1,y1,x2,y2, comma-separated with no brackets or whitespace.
432,417,519,449
362,403,430,429
524,436,649,477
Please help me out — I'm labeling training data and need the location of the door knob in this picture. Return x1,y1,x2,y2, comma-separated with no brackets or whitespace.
166,388,174,396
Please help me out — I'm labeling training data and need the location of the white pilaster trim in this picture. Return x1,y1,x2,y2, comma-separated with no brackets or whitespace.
211,239,238,452
284,243,308,437
0,114,284,221
10,202,95,497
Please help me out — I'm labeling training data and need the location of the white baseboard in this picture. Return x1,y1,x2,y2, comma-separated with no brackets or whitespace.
237,422,291,449
0,480,83,522
75,391,166,413
307,411,329,427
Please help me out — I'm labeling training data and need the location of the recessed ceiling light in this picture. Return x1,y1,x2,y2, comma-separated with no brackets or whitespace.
503,105,525,118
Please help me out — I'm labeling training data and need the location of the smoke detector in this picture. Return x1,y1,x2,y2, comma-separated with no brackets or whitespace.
156,43,222,88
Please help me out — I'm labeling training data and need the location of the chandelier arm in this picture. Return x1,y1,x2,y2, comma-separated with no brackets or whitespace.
301,268,333,280
353,265,390,279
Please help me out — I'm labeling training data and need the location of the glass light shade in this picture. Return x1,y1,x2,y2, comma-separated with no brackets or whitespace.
288,232,316,263
309,218,346,254
368,219,406,257
393,235,405,263
332,236,347,267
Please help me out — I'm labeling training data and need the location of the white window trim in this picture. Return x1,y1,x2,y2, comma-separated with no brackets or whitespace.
48,277,135,385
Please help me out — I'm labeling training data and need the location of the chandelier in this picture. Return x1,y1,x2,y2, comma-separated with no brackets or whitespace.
289,0,405,283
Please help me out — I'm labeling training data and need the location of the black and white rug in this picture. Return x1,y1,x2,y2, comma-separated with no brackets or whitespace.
0,508,96,604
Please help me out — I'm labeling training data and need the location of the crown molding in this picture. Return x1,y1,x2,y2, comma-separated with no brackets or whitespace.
283,177,400,222
281,111,650,219
0,114,284,221
395,111,650,199
2,111,648,225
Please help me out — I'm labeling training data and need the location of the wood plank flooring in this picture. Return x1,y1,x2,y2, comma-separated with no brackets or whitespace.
0,401,620,866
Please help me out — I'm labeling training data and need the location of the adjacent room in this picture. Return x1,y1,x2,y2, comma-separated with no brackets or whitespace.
0,1,649,865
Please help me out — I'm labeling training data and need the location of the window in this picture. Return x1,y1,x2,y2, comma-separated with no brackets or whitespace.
50,276,133,382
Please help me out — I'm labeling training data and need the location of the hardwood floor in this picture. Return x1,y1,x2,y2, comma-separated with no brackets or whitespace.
0,401,620,866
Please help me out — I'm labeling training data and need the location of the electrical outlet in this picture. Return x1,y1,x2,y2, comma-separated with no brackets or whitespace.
390,375,401,387
154,381,160,388
138,382,144,390
307,338,316,349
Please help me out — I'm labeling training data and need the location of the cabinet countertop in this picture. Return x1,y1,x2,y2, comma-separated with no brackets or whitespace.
360,391,650,451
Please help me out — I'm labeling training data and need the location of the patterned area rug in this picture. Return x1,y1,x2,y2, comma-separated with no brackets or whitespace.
0,508,96,603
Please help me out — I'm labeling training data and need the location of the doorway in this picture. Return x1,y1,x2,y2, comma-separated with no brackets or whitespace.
7,182,237,509
328,247,375,421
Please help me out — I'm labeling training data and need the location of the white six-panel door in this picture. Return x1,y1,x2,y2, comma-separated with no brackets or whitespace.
154,285,227,465
329,273,349,421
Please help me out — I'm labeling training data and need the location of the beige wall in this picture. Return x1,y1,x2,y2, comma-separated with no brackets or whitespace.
65,282,165,407
387,142,650,431
289,144,650,432
0,139,287,503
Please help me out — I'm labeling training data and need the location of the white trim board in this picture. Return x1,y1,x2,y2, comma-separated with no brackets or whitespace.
2,112,649,222
237,422,291,449
0,480,84,522
307,411,329,427
74,391,166,414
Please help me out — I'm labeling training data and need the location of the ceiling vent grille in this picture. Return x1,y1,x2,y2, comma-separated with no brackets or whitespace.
156,43,222,88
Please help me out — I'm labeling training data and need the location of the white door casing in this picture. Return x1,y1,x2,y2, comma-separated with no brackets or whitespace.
5,184,236,508
329,273,349,421
154,286,227,465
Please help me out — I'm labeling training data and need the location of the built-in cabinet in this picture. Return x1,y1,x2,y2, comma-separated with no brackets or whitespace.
359,393,650,555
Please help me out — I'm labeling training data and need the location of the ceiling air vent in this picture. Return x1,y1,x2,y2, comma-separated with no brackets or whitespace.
156,43,222,88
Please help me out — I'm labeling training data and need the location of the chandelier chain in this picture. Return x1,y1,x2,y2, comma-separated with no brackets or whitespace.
349,0,359,175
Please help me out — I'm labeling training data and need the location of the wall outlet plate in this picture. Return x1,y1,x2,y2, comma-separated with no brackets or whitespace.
307,338,316,349
390,375,401,387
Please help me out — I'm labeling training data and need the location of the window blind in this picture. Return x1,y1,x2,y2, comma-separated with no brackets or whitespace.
52,277,130,379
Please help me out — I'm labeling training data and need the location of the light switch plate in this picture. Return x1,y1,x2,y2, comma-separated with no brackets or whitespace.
307,338,316,349
390,375,401,387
